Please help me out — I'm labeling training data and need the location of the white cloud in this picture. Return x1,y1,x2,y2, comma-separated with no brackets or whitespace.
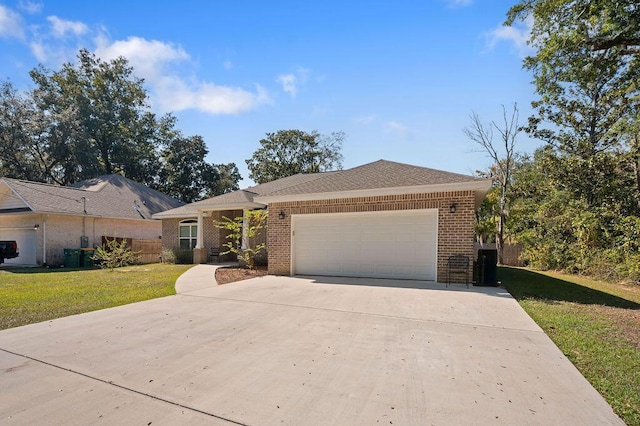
29,40,46,61
155,77,271,115
485,16,534,57
277,67,312,98
356,114,377,125
385,120,409,139
95,36,270,115
277,73,297,98
446,0,473,7
95,36,189,78
18,0,42,14
223,60,233,70
0,5,25,40
47,16,89,38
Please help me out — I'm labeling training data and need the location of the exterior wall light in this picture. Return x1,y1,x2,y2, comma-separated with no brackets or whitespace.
278,211,286,220
449,203,457,214
33,224,40,229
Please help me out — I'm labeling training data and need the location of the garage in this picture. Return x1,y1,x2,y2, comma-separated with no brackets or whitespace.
0,229,37,266
291,209,438,280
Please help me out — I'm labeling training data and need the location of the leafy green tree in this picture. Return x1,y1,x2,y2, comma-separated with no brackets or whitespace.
507,1,640,55
29,49,160,185
213,210,268,269
0,81,40,180
206,162,241,197
506,0,640,209
246,129,344,184
1,50,233,201
156,121,241,202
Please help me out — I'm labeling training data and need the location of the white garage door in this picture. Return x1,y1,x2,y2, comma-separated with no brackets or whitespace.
1,229,37,266
292,209,438,280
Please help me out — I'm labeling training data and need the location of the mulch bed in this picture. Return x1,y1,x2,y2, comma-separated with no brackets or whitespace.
214,266,268,285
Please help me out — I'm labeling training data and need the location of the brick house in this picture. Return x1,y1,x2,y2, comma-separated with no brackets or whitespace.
0,175,183,266
154,160,490,284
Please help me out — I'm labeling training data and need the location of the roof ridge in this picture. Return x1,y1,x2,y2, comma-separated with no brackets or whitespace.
260,170,342,196
7,178,92,194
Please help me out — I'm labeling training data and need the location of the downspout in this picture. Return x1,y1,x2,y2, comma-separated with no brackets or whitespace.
42,217,47,265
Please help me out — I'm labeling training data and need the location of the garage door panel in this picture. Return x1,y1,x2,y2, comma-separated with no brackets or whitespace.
292,210,437,281
1,229,37,266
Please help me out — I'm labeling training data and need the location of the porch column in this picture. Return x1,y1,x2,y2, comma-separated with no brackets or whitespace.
241,209,249,249
193,210,207,264
196,210,204,249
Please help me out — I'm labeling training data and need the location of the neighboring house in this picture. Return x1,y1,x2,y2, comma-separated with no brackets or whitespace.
0,175,184,266
154,160,491,283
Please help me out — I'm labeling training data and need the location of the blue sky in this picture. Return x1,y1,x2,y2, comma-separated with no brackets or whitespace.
0,0,536,186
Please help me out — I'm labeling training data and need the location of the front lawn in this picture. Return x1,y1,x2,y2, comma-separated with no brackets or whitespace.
500,267,640,425
0,264,193,330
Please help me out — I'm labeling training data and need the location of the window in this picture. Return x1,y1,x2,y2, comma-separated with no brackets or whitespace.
179,220,197,249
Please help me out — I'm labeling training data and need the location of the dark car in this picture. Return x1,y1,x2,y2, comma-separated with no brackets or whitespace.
0,241,19,264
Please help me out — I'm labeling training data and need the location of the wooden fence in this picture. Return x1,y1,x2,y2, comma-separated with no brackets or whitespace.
102,236,162,264
474,242,525,266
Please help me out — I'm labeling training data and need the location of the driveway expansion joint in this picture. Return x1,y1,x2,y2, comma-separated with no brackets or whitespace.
0,347,249,426
181,293,546,335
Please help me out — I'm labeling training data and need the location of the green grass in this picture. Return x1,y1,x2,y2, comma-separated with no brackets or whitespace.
500,267,640,425
0,264,193,330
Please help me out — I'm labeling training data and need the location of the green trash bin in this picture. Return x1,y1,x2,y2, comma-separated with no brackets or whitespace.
64,248,81,268
80,249,95,267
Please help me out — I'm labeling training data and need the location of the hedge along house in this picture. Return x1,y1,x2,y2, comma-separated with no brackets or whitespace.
154,160,490,283
0,175,183,266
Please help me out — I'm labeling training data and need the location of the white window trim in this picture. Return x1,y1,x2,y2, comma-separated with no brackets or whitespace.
179,219,198,250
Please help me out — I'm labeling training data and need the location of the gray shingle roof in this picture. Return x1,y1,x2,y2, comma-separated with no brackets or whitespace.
153,172,332,218
153,160,487,219
263,160,482,196
2,175,183,220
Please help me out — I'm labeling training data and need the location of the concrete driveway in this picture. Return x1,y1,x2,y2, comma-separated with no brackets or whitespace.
0,267,622,425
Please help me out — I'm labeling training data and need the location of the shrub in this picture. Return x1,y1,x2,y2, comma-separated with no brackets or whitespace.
160,247,176,264
174,249,193,264
92,238,140,269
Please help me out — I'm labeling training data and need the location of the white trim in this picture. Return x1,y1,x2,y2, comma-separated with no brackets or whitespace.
241,209,249,250
195,211,204,249
178,219,198,250
255,180,491,204
152,203,265,219
0,179,35,211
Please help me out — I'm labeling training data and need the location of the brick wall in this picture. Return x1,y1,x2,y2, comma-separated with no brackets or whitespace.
267,191,476,283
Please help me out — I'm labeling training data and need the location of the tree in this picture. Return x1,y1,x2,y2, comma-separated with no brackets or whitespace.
213,210,268,269
206,162,241,197
506,0,640,209
156,125,241,203
0,80,40,180
507,1,640,55
29,49,160,185
246,129,344,184
464,104,521,264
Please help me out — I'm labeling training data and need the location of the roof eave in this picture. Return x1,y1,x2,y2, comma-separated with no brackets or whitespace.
152,201,266,219
254,180,492,204
0,179,36,211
